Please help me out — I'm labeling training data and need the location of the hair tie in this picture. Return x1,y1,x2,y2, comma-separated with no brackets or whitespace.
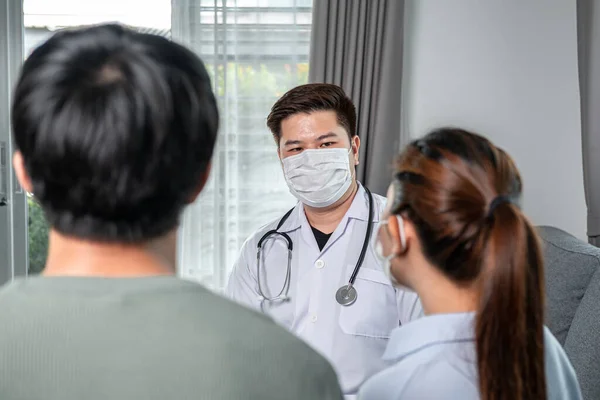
487,195,512,218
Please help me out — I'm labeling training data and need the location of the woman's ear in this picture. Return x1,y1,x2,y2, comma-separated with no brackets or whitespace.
387,214,417,255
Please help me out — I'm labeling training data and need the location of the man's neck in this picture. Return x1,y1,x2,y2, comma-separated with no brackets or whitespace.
304,181,359,234
42,230,176,277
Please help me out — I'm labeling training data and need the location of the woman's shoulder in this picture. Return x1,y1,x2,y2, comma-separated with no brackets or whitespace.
359,357,478,400
543,327,583,400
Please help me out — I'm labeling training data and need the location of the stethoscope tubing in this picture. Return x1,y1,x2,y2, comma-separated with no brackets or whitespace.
256,185,374,306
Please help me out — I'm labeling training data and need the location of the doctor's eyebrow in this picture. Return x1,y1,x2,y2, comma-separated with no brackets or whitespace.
316,132,338,142
283,132,339,147
284,139,303,146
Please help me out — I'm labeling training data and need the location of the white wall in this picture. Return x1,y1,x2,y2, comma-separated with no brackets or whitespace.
403,0,587,239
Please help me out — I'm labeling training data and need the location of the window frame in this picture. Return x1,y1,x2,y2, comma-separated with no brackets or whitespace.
0,0,27,285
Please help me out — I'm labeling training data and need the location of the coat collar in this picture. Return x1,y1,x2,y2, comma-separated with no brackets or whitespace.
278,182,380,233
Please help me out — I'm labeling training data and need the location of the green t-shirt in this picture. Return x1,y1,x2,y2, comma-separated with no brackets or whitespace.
0,276,343,400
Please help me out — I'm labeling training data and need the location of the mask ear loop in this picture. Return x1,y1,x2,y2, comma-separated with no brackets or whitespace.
397,215,407,251
381,215,407,253
349,144,360,166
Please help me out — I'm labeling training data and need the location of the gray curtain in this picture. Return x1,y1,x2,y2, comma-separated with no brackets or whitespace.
309,0,406,196
577,0,600,246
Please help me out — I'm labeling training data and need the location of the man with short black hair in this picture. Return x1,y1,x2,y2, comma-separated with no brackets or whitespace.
226,83,423,399
0,24,342,400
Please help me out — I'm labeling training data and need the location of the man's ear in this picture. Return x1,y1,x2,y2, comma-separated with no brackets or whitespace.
351,135,361,165
12,151,33,194
187,162,212,204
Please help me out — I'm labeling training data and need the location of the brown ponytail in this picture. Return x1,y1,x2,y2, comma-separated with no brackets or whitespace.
394,128,547,400
476,203,546,400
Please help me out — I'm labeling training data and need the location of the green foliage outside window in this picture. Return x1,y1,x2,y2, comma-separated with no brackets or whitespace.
27,196,49,275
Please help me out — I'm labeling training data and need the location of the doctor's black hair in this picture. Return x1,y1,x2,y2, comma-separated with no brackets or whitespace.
267,83,357,144
11,24,219,242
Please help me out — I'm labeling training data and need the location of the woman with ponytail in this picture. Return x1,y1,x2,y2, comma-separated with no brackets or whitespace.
359,128,581,400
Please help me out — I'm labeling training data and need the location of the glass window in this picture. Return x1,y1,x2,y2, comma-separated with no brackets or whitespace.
174,0,311,290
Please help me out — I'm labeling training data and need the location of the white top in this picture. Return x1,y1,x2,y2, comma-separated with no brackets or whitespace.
359,312,582,400
225,184,423,399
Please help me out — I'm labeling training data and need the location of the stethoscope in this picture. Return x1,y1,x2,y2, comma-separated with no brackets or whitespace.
256,186,374,307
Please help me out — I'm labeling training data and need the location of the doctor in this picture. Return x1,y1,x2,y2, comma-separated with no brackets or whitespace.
225,83,422,398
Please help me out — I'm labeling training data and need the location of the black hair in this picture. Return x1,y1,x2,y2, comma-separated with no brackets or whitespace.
11,24,219,242
267,83,357,143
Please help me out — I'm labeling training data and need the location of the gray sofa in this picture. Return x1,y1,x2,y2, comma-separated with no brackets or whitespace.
539,226,600,400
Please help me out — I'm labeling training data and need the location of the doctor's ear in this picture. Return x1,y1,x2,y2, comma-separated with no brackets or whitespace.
351,135,360,165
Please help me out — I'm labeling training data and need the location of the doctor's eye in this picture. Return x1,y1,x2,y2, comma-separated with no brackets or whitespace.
289,147,303,153
320,142,335,148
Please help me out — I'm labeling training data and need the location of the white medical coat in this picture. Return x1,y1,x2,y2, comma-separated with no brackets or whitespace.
225,184,423,398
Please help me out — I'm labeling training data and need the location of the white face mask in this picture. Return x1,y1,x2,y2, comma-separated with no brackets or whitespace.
282,147,353,208
374,216,415,293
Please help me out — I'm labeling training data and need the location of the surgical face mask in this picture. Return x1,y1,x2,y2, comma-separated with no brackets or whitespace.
375,216,415,293
282,147,353,208
375,240,402,287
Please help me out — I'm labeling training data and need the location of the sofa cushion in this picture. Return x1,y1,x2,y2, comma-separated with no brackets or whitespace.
539,226,600,344
538,225,600,400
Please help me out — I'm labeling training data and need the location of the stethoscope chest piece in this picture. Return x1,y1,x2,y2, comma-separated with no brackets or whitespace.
335,285,357,306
